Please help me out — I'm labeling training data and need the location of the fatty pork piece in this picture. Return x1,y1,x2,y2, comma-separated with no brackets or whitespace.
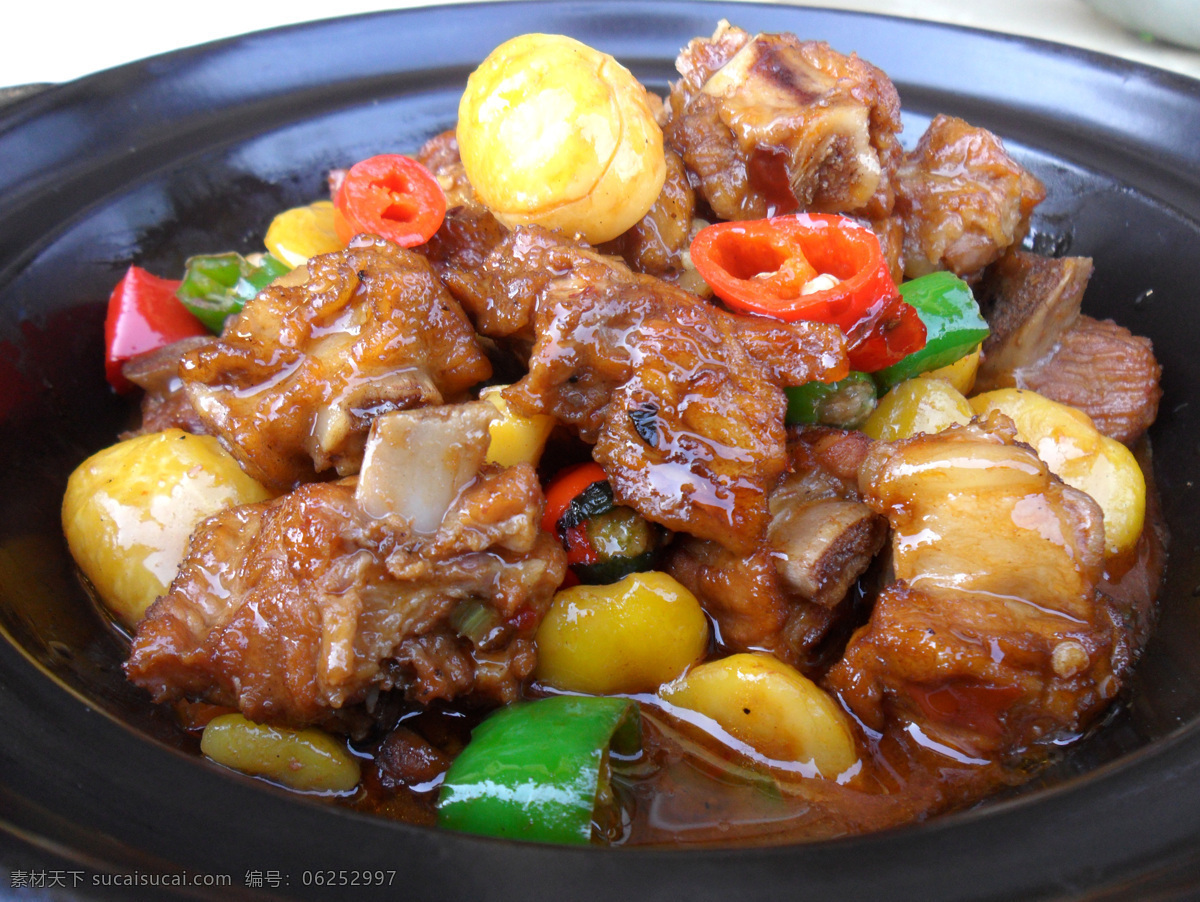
180,235,492,491
480,228,848,552
665,22,903,221
975,250,1162,445
126,402,566,727
668,428,886,669
824,414,1123,761
894,114,1045,281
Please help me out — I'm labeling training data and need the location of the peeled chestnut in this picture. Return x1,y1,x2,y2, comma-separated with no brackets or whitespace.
457,33,667,244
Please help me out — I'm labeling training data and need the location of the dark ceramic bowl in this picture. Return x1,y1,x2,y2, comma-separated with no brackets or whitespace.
3,3,1200,899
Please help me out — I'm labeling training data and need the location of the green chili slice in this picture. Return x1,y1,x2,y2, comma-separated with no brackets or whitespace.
784,371,878,428
175,252,291,333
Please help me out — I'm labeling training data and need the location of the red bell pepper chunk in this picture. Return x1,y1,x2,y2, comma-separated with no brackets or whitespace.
333,153,447,248
689,213,926,372
104,266,208,392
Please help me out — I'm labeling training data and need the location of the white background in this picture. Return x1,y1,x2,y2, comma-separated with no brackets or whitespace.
4,0,1200,89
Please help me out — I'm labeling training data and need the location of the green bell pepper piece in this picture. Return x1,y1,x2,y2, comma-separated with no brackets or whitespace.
871,271,989,393
175,252,291,333
784,371,877,428
436,695,640,845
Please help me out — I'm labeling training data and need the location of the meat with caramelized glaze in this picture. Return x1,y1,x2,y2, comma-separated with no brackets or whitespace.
126,413,565,727
668,428,886,668
469,227,848,552
413,130,512,294
599,149,698,282
180,235,492,491
665,22,903,221
894,114,1045,281
825,413,1122,760
119,336,215,438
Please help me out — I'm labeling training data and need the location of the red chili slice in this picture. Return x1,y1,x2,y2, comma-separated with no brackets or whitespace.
332,153,447,248
690,213,925,371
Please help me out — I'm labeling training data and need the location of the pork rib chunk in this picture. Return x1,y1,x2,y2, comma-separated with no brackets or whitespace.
825,414,1123,761
181,236,492,491
665,22,903,222
485,228,848,552
976,251,1162,445
599,148,698,283
126,457,564,728
668,428,885,668
895,115,1045,281
1021,316,1162,446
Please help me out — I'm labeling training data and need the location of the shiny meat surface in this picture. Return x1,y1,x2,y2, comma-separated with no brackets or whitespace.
422,205,510,293
413,129,479,210
668,429,886,666
414,130,511,291
895,115,1045,280
126,463,565,727
180,236,492,491
977,251,1161,444
766,437,887,611
667,540,818,663
437,226,578,348
867,213,905,286
485,228,847,551
665,23,903,221
789,424,875,484
825,414,1119,759
373,726,452,790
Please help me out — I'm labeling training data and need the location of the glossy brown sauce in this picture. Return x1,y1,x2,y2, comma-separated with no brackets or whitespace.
336,481,1165,847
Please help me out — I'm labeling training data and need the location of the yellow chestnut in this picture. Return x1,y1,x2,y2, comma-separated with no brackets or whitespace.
660,653,858,777
62,429,271,628
925,345,982,395
264,200,343,267
862,376,973,441
457,33,667,244
481,385,555,467
535,571,708,695
969,388,1145,556
200,713,360,793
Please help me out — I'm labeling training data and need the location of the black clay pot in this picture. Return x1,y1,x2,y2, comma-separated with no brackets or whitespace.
3,4,1200,899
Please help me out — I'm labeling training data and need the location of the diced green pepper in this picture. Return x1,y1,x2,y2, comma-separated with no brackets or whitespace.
784,371,877,428
436,695,640,845
871,271,989,393
175,252,291,333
